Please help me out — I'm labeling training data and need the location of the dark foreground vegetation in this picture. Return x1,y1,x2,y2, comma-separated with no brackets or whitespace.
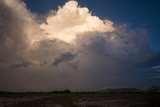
0,87,160,107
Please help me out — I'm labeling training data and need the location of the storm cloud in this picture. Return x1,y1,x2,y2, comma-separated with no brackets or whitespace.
0,0,159,92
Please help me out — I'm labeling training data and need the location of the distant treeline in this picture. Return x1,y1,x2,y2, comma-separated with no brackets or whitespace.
0,86,160,94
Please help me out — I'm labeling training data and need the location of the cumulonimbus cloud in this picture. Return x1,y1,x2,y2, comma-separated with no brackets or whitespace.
0,0,159,91
40,1,114,43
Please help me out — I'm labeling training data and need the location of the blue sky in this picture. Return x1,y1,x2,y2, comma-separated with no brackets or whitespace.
23,0,160,51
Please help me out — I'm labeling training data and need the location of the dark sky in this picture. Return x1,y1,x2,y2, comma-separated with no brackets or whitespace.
23,0,160,51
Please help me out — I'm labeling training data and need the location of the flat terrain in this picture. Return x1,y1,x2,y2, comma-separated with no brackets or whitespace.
0,90,159,107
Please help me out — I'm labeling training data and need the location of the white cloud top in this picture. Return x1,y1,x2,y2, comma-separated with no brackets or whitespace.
40,1,114,42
